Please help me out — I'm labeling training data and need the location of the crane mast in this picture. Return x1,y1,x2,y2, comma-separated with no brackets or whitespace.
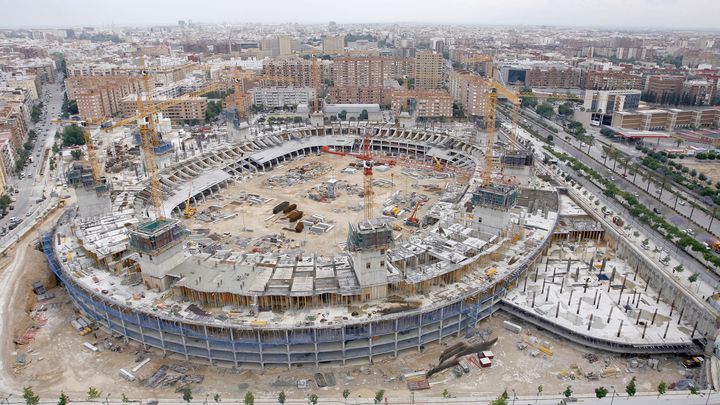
483,89,497,187
136,55,164,220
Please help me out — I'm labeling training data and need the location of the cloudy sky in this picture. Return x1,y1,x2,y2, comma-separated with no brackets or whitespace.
0,0,718,29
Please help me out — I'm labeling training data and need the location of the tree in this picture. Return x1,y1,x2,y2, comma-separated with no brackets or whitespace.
307,393,318,405
547,134,553,143
689,273,699,283
442,389,450,398
558,102,574,116
488,395,508,405
626,376,637,397
374,390,385,403
563,386,573,398
535,103,554,118
23,387,40,405
58,392,69,405
87,387,101,401
342,389,350,403
0,194,12,212
62,124,86,147
690,385,699,395
183,388,193,403
121,394,129,404
244,391,254,405
213,394,221,403
277,391,286,405
674,264,684,273
535,385,543,404
521,95,538,108
71,149,82,160
658,381,667,397
595,387,608,399
205,100,223,122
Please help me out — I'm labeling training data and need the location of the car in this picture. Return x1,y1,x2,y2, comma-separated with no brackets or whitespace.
25,211,32,217
684,228,695,236
678,200,686,206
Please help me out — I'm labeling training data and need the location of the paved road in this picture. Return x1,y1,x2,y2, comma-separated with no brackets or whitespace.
1,77,64,235
500,108,720,290
517,106,720,241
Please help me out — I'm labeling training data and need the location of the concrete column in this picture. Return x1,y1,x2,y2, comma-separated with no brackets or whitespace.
588,314,594,331
617,319,624,338
607,306,613,323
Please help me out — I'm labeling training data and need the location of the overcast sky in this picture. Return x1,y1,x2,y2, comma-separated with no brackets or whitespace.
0,0,718,30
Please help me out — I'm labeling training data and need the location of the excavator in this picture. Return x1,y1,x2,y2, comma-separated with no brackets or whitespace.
405,202,421,227
183,191,196,219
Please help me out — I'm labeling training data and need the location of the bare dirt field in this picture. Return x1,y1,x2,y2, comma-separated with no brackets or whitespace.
183,154,460,255
7,272,694,402
673,159,720,184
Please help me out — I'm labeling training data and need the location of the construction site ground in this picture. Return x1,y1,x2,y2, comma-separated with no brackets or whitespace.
183,154,458,255
4,247,697,401
672,159,720,184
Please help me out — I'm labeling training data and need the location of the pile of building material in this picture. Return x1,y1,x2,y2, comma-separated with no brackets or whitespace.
263,162,331,188
426,337,498,378
146,364,204,389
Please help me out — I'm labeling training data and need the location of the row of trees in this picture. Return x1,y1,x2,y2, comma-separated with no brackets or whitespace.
20,381,705,405
550,144,720,269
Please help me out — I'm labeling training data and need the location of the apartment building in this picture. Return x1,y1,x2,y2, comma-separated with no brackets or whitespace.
581,70,643,91
326,86,387,105
1,72,40,100
263,57,316,88
525,66,581,88
0,136,14,183
645,75,717,105
119,96,207,122
330,57,414,87
391,89,452,118
67,62,197,87
414,51,444,90
0,101,28,151
66,76,144,121
448,70,489,117
322,35,345,53
646,75,685,101
250,87,315,108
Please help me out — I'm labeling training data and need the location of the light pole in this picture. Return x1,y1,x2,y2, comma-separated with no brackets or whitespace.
511,389,517,405
707,388,713,405
610,386,616,405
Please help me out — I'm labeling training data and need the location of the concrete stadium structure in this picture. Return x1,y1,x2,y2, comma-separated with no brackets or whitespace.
41,123,712,370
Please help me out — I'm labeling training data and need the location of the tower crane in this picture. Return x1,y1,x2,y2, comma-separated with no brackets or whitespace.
319,134,375,221
135,54,164,220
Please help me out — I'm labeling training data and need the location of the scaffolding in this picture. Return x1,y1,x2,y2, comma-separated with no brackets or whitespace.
128,218,188,254
347,220,393,252
471,184,518,209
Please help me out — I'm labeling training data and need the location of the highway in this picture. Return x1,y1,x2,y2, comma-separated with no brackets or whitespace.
516,105,720,241
1,76,65,236
499,107,720,290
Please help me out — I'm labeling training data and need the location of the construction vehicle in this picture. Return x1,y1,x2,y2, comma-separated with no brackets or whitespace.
183,191,196,219
711,239,720,253
405,202,421,227
612,216,624,227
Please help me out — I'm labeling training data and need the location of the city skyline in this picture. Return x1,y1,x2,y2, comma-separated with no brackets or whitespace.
1,0,719,30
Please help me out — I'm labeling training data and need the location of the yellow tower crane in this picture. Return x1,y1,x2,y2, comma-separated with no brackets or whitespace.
483,88,498,187
51,119,102,182
135,55,164,220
